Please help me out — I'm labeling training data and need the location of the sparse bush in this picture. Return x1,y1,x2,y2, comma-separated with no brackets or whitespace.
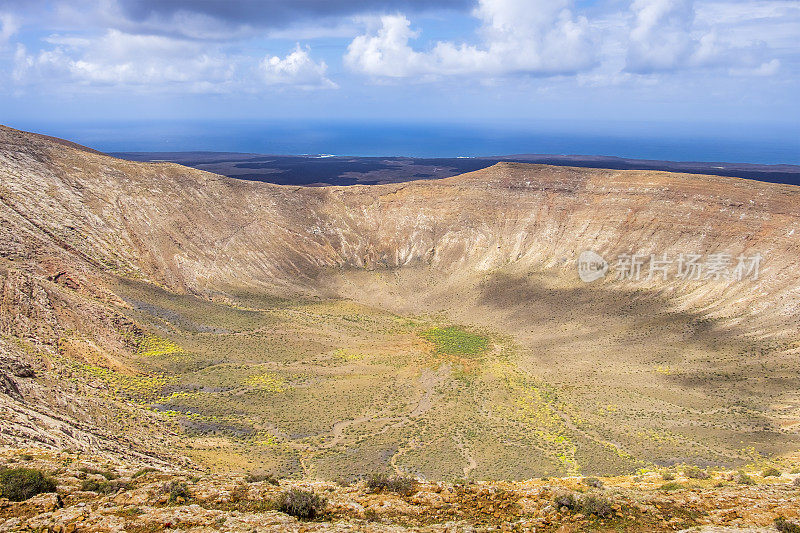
580,495,614,518
662,472,675,481
737,473,755,485
554,493,578,510
583,477,603,488
366,473,415,496
228,482,250,503
793,477,800,487
0,468,57,501
162,480,191,503
683,466,710,479
245,473,279,485
19,454,33,462
276,488,326,520
762,467,781,478
132,467,156,479
659,482,683,491
78,467,117,480
775,517,800,533
80,478,128,494
553,493,614,518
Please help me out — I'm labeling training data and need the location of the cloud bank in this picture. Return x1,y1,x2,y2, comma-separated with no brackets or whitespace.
12,30,333,92
0,0,796,93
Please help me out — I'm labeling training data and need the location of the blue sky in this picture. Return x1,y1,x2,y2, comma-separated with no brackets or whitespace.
0,0,798,150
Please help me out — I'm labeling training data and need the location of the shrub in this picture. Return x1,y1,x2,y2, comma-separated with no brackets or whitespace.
276,488,326,520
775,517,800,533
78,467,117,480
737,473,756,485
19,454,33,462
662,472,675,481
793,477,800,487
583,477,604,488
80,478,128,494
683,466,710,480
554,493,579,510
0,468,57,501
132,467,156,479
245,473,279,485
553,493,614,518
762,467,781,478
659,482,683,491
366,473,415,496
580,495,614,518
162,480,191,503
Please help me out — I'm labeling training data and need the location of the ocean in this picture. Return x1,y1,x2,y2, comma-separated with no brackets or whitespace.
11,119,800,165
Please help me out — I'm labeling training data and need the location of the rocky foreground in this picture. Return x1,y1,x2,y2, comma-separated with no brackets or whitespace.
1,448,799,532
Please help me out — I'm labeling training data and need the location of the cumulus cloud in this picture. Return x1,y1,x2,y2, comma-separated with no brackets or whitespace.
625,0,780,74
345,0,597,79
261,44,336,89
13,30,237,92
12,30,334,92
626,0,697,72
344,15,427,77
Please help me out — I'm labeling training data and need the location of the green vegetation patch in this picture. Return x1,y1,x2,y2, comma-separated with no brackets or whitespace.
420,326,489,356
0,468,57,501
244,372,289,392
82,364,172,401
138,335,184,358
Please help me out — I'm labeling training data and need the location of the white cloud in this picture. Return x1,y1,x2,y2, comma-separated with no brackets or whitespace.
626,0,696,71
730,58,781,77
14,30,236,91
625,0,782,74
344,15,428,77
0,12,19,46
344,0,597,79
261,44,337,89
12,29,335,92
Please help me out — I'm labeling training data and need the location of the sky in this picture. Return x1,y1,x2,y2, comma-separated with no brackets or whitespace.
0,0,798,158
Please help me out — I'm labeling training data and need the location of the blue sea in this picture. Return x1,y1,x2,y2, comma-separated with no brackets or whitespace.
11,119,800,165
